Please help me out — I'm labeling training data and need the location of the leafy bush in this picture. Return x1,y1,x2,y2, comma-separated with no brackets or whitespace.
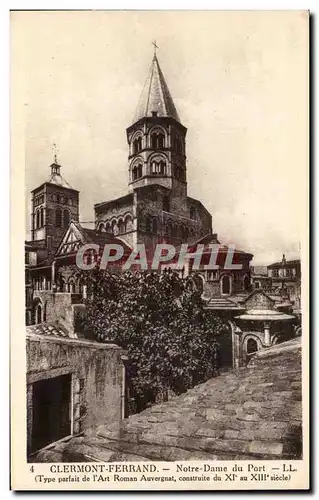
80,268,227,407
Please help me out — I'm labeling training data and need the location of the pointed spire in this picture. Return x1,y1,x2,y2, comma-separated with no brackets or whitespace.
133,51,180,124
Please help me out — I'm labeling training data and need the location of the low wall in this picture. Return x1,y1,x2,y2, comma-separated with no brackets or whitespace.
26,333,124,457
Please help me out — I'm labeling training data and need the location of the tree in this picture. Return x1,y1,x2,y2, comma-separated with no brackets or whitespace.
80,268,227,410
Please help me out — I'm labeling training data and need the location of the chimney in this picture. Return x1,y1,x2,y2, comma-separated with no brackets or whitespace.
282,254,286,265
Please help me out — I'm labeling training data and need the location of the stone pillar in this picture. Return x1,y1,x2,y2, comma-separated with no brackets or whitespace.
264,322,271,346
229,320,243,368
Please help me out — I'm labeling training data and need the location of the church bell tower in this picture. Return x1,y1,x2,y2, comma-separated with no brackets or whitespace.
126,47,188,198
31,155,79,253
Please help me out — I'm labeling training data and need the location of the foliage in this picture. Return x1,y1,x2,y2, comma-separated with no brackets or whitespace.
80,268,227,406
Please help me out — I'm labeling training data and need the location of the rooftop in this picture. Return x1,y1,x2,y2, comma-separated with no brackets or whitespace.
34,338,302,462
133,54,180,124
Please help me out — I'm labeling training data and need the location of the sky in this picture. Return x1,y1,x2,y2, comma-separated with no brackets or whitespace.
15,10,308,265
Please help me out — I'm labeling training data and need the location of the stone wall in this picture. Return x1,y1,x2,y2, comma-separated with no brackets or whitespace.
42,338,302,462
33,291,84,337
27,333,124,458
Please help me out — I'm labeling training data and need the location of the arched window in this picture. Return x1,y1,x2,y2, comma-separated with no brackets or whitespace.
125,215,133,232
221,275,231,294
158,133,165,148
118,219,125,234
133,166,138,181
151,133,158,149
40,207,44,227
55,208,62,228
132,164,143,181
36,210,40,229
105,222,111,233
111,220,117,234
63,209,70,228
163,195,170,212
247,338,258,355
151,158,166,176
159,160,166,175
36,304,42,324
98,222,105,233
133,136,142,154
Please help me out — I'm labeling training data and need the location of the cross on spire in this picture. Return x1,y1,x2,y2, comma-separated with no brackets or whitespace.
152,40,159,57
52,142,59,164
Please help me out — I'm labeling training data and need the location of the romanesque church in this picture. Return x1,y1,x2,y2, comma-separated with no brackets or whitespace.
25,52,254,327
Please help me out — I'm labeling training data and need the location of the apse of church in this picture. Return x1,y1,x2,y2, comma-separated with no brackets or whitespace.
94,53,213,250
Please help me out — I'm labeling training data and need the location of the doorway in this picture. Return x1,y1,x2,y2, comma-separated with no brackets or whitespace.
31,374,72,453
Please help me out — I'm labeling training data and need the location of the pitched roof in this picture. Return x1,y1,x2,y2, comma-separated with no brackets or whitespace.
48,163,74,189
79,226,132,251
55,221,133,258
94,193,133,211
268,259,300,269
203,296,244,311
133,54,180,124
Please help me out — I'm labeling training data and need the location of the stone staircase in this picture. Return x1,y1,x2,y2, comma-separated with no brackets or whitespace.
33,338,302,462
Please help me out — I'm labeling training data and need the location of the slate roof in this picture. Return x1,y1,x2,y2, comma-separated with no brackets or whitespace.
268,259,301,269
26,323,71,338
94,193,133,211
133,54,180,124
73,222,133,251
203,296,244,311
48,165,74,189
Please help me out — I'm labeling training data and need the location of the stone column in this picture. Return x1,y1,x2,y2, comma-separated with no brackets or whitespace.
264,322,271,346
229,320,243,368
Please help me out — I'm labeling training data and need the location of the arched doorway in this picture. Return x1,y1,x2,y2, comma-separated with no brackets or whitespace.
221,275,231,295
36,304,42,324
247,338,258,355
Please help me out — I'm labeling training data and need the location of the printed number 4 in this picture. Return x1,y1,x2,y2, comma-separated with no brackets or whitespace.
29,466,34,473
